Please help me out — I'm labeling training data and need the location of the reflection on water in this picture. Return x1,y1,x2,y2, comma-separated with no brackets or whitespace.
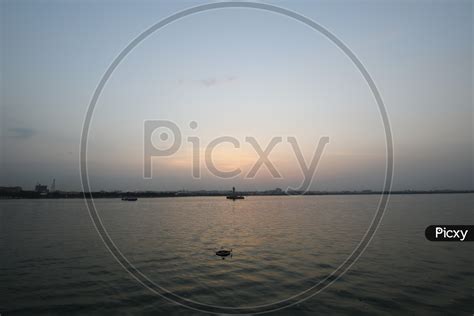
1,195,473,314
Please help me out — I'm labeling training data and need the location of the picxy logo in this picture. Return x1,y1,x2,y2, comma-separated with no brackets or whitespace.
425,225,473,242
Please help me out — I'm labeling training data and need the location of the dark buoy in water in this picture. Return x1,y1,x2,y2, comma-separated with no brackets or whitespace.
216,248,232,259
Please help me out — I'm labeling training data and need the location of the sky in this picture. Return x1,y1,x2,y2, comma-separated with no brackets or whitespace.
1,0,472,192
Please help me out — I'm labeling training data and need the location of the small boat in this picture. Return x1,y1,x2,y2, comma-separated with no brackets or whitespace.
121,197,137,201
226,186,244,200
226,195,244,200
216,248,232,259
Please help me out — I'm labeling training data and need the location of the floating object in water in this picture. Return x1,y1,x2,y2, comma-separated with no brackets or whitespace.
226,195,244,200
226,186,244,200
216,248,232,259
121,197,137,201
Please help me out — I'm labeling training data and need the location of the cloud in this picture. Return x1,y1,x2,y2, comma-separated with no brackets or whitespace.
199,78,218,87
8,127,36,139
178,76,237,87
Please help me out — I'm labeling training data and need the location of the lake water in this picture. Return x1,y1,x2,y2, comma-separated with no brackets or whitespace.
1,194,472,315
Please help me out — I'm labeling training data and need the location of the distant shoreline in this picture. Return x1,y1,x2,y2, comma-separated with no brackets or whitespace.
0,188,472,199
